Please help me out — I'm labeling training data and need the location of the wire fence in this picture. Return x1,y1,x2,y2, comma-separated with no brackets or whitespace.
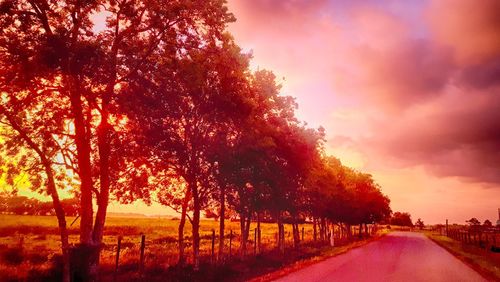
432,224,500,253
105,224,379,277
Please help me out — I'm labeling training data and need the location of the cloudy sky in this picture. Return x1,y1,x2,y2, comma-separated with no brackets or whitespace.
3,0,498,224
223,0,500,224
68,0,499,223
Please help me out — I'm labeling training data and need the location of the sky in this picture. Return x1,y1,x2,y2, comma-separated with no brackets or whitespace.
223,0,500,224
6,0,499,224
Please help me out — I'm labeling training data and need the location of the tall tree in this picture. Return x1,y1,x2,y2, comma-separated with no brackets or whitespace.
0,91,73,281
1,0,234,278
120,34,252,268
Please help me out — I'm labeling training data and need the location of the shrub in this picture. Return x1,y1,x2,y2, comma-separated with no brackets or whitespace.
2,246,24,265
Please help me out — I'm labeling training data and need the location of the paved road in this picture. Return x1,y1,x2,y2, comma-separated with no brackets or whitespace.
275,232,486,282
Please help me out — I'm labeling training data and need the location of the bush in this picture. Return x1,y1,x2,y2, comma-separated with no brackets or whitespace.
27,252,48,264
2,246,24,265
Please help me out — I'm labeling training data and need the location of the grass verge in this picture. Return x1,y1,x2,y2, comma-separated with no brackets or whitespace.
425,232,500,281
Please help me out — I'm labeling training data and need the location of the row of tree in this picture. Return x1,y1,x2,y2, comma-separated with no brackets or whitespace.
0,193,78,216
0,1,391,281
390,211,414,227
466,218,497,229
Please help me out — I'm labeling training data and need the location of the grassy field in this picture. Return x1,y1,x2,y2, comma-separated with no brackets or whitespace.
2,214,355,281
424,231,500,281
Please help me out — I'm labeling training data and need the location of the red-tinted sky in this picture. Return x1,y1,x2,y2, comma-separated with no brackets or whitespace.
224,0,500,224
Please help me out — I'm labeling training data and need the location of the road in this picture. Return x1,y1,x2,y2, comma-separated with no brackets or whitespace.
274,232,486,282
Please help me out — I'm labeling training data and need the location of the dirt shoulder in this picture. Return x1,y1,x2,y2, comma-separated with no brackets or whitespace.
425,232,500,281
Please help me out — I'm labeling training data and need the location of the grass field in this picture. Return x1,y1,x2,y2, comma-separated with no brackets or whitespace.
1,214,342,281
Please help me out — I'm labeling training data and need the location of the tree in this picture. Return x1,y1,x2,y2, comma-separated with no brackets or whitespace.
120,33,252,267
1,0,235,278
391,212,413,227
466,218,481,226
415,218,424,230
0,88,73,281
483,219,492,227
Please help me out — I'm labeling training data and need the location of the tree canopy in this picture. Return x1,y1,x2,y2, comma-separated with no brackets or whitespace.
0,0,392,278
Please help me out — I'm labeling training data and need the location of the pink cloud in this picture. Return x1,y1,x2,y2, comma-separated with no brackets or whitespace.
227,0,500,222
427,0,500,65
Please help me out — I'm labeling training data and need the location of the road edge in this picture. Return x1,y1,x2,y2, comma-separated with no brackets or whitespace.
425,233,498,281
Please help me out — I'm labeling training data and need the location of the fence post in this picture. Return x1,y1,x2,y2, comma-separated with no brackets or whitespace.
211,229,215,264
330,227,334,247
114,236,122,282
229,230,233,258
302,227,304,242
139,234,145,277
446,219,448,237
254,228,257,255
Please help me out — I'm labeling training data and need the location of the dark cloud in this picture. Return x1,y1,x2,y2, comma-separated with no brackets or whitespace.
229,0,500,186
353,39,455,108
457,58,500,90
364,89,500,185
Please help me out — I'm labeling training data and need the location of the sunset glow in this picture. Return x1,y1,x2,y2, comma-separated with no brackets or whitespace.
4,0,498,225
1,1,499,280
225,0,500,224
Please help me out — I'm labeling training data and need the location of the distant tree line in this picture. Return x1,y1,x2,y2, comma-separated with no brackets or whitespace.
0,1,391,280
390,211,414,227
0,193,79,216
466,217,498,229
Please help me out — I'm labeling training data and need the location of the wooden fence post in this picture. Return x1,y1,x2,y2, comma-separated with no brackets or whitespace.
302,227,304,242
229,230,233,258
139,234,145,277
254,228,257,255
211,229,215,264
446,219,448,237
114,236,122,282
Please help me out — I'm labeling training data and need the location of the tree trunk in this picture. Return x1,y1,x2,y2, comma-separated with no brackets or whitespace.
93,90,112,245
191,182,201,269
277,213,285,254
240,215,251,256
178,188,191,265
218,186,225,261
1,109,71,282
280,222,285,253
319,218,323,241
321,218,326,242
46,167,70,282
239,214,248,256
313,217,317,241
359,223,362,238
292,219,300,249
69,87,94,245
257,213,261,253
330,223,335,246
